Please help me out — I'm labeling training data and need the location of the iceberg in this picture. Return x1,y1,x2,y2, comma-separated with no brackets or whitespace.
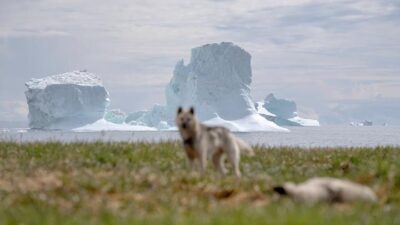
256,94,320,127
104,109,127,124
129,42,288,132
23,43,305,132
349,120,373,127
24,71,156,131
25,71,110,129
125,104,169,129
166,42,255,121
264,93,297,119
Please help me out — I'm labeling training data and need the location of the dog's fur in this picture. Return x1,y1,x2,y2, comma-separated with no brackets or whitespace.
273,177,377,204
176,107,254,178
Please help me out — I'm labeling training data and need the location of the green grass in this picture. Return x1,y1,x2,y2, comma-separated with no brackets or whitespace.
0,142,399,225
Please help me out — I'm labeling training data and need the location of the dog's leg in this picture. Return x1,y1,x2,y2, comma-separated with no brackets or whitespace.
218,155,227,175
212,152,227,176
227,144,241,178
188,158,196,171
185,153,200,174
185,147,198,171
199,151,207,175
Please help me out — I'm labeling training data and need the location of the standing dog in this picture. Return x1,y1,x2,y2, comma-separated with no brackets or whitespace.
176,107,254,178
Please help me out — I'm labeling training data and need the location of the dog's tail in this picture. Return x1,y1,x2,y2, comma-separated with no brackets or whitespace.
235,137,255,156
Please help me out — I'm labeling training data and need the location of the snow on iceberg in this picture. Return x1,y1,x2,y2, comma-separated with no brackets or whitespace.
25,71,110,129
73,119,156,132
256,93,320,127
128,42,288,132
287,116,320,127
204,114,286,132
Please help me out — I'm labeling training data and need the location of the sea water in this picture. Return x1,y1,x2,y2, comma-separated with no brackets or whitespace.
1,126,399,148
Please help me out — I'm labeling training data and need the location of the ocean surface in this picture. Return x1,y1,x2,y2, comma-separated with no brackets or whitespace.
1,126,399,148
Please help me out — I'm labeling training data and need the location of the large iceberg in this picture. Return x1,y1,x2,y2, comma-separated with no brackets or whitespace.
126,42,287,132
256,93,320,127
166,42,255,121
25,71,158,131
24,43,304,132
25,71,110,129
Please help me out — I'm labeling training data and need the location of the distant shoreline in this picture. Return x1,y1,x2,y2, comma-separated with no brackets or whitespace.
1,126,400,148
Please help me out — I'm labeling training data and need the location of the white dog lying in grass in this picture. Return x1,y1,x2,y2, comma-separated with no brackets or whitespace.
273,177,377,204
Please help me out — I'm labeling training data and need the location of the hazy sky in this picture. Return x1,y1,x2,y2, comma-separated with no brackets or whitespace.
1,0,399,125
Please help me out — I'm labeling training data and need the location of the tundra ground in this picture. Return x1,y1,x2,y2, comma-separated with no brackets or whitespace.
0,142,399,225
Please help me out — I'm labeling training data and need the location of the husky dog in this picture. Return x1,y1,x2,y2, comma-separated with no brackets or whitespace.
176,107,254,178
273,177,377,204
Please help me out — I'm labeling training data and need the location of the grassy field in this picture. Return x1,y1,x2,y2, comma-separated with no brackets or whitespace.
0,141,399,225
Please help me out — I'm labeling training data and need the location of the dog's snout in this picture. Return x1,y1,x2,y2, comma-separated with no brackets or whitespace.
182,123,187,129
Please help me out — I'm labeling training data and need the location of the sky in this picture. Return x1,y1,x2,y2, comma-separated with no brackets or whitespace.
0,0,399,126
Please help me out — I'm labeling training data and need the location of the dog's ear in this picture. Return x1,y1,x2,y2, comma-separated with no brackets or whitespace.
273,186,287,195
189,107,195,115
177,107,183,115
